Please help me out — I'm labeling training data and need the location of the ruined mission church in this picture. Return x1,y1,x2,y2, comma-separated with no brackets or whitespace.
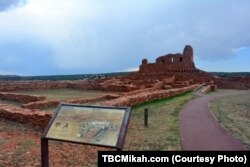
132,45,214,83
140,45,196,73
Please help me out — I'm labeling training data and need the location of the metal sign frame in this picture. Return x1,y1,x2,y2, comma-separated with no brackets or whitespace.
41,103,131,167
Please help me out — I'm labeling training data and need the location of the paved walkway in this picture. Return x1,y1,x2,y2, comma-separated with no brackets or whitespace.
179,90,247,150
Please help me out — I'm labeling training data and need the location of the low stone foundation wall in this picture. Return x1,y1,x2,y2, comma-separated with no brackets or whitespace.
123,82,164,96
0,80,106,92
0,81,70,91
215,78,250,89
21,100,60,109
163,76,176,84
0,104,51,130
21,94,121,109
0,92,46,104
102,84,199,106
0,80,137,92
201,85,217,93
0,85,198,130
66,94,120,104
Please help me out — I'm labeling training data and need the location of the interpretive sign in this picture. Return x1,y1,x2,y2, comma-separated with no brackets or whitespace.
41,103,131,167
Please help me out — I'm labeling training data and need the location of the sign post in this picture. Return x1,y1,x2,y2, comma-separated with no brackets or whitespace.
41,138,49,167
144,108,148,127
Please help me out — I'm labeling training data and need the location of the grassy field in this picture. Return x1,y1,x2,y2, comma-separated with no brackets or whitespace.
209,91,250,150
16,89,112,101
124,92,196,150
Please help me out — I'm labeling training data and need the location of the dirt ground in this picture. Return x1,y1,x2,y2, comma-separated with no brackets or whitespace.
0,119,109,167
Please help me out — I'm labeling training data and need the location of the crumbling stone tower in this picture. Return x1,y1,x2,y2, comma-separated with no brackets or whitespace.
182,45,194,67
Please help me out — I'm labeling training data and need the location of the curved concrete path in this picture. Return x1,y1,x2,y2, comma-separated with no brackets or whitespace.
179,90,247,150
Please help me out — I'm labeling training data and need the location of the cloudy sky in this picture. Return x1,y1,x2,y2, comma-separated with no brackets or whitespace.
0,0,249,76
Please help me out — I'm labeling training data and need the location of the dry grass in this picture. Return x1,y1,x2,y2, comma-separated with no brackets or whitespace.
209,91,250,150
124,92,196,150
16,89,111,101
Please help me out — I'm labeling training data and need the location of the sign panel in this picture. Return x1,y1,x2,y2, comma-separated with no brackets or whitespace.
43,104,131,148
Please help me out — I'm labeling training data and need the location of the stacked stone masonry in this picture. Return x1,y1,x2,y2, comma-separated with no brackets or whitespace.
0,92,46,104
0,104,51,130
0,84,198,129
21,94,121,109
102,84,199,107
134,45,216,83
215,77,250,89
0,80,138,92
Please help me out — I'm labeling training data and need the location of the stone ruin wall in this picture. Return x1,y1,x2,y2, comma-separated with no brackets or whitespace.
201,85,217,93
0,80,139,129
215,77,250,89
139,45,196,73
0,80,111,92
21,94,120,109
0,92,46,104
0,92,121,129
0,84,199,130
0,81,70,92
131,72,214,84
0,79,140,93
0,104,51,129
22,100,60,109
102,84,199,106
131,45,216,84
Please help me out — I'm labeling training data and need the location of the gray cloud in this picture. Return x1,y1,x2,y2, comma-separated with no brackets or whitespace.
0,0,26,11
0,0,250,75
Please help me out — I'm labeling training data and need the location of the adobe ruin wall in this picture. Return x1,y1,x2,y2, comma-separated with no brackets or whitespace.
131,45,216,84
0,80,102,92
0,104,51,129
0,79,140,92
102,84,199,107
0,92,46,104
215,77,250,89
21,94,120,109
0,84,199,129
